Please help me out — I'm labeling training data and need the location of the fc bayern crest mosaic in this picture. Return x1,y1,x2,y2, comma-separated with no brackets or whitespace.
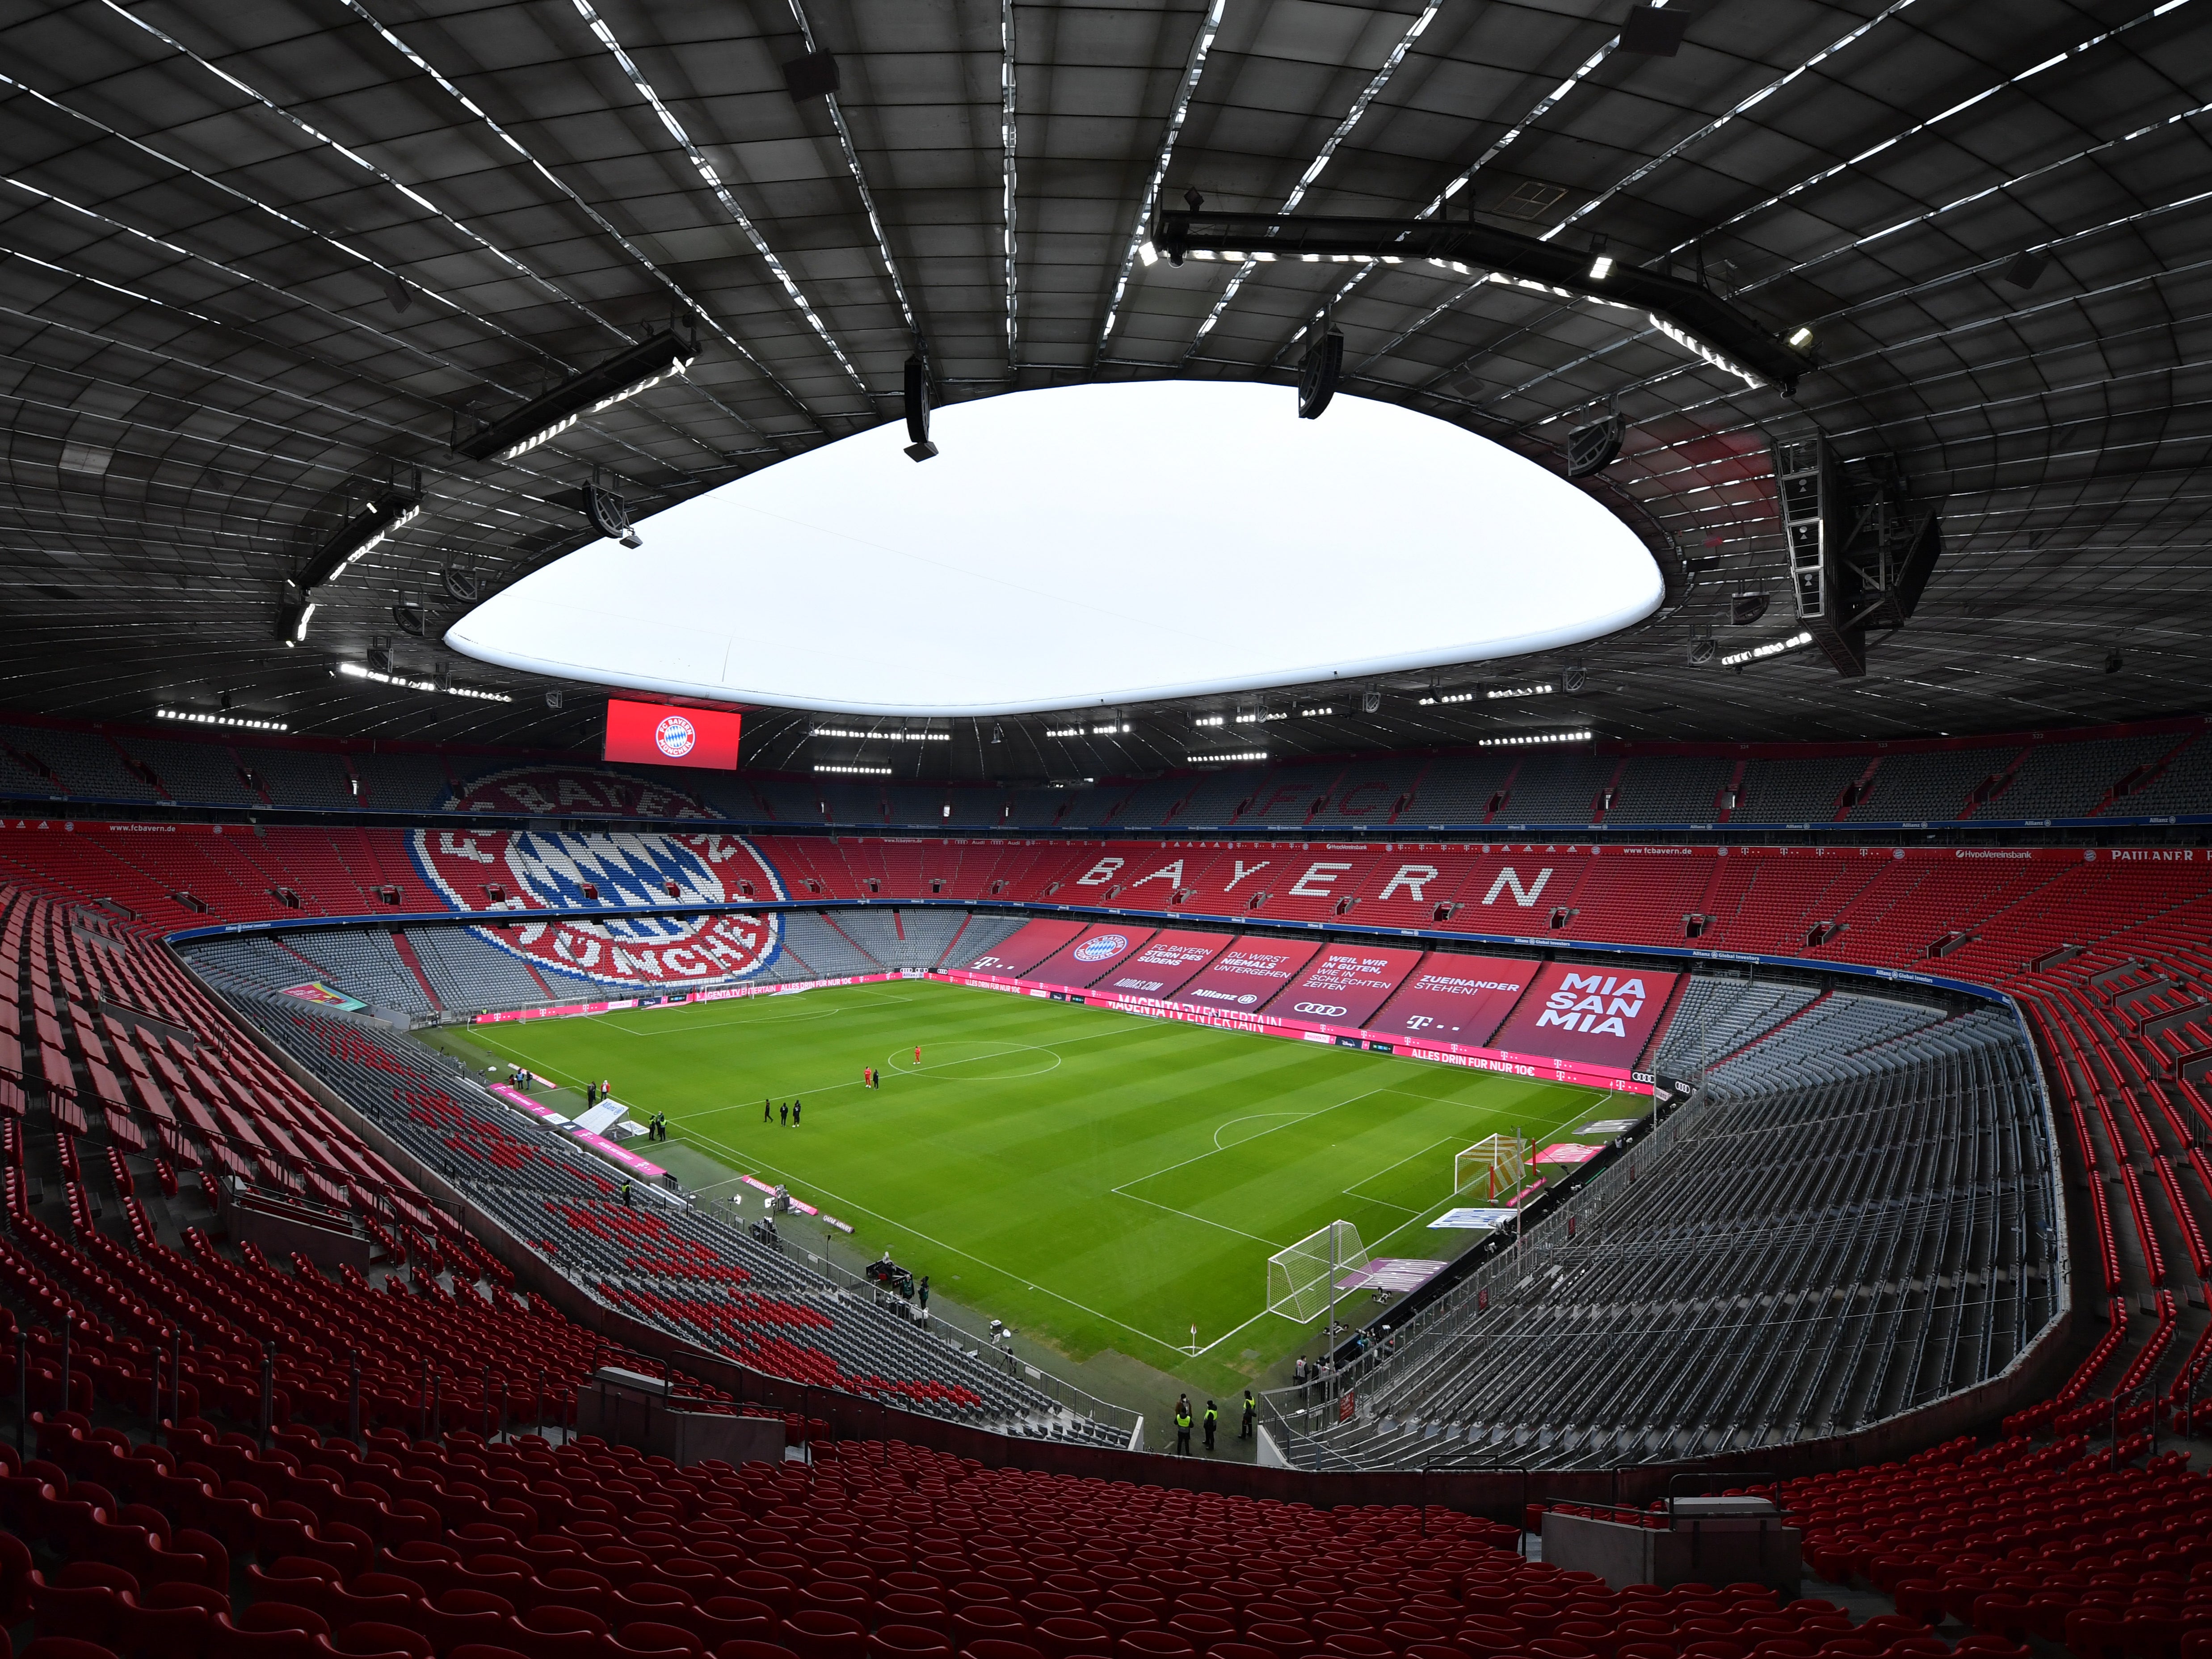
409,766,787,989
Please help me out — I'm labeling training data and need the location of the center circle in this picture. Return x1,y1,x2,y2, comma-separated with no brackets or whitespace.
888,1040,1061,1081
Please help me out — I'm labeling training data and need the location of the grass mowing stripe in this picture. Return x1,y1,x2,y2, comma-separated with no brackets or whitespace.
466,977,1611,1392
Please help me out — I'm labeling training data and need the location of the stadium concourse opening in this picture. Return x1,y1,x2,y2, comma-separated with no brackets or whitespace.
445,382,1663,716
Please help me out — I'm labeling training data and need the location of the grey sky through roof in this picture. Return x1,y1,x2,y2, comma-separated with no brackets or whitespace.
446,383,1662,716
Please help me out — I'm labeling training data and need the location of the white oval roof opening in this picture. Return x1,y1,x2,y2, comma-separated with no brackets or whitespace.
448,380,1662,717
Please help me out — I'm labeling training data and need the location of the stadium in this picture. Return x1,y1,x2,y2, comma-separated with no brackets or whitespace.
0,0,2201,1653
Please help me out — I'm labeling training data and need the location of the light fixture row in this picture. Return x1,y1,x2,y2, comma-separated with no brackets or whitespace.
337,661,513,702
156,708,289,732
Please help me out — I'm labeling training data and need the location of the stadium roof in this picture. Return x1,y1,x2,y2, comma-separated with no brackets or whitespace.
0,0,2206,781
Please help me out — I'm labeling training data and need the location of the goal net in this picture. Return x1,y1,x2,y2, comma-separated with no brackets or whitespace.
1455,1134,1527,1201
1266,1221,1369,1324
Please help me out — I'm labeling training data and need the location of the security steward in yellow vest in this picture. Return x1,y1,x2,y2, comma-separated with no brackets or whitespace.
1203,1400,1218,1453
1173,1402,1192,1454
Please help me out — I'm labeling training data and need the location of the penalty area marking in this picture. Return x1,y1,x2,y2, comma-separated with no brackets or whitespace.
676,1120,1211,1361
595,987,924,1036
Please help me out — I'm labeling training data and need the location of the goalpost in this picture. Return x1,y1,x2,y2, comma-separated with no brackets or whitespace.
1455,1133,1528,1201
1266,1220,1368,1324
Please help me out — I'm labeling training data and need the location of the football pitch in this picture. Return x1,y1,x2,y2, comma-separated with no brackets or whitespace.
458,977,1605,1390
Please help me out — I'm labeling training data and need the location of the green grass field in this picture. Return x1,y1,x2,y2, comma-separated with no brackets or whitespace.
458,977,1608,1392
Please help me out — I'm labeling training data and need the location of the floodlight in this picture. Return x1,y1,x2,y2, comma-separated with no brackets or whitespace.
582,480,642,548
1297,328,1344,420
1360,689,1382,714
547,689,565,709
277,597,316,648
990,722,1002,744
454,328,698,464
1565,416,1623,478
1157,209,1815,390
297,476,423,590
904,356,938,462
2105,649,2123,674
1588,253,1613,281
1787,325,1814,348
1139,242,1159,267
1479,730,1592,747
1718,630,1813,668
2002,251,2048,291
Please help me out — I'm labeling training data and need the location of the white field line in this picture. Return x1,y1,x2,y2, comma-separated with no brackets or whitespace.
677,1120,1198,1358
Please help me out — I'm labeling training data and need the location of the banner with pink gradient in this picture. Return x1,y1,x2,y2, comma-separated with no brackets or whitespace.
1367,953,1536,1048
1023,924,1160,990
1489,962,1680,1068
1166,936,1322,1015
960,918,1088,979
1260,944,1425,1028
1090,929,1234,999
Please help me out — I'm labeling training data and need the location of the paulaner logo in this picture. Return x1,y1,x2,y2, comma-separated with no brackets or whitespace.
1534,972,1647,1038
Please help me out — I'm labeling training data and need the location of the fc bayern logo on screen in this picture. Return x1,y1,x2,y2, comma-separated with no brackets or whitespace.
1072,932,1131,964
411,768,787,990
654,714,698,759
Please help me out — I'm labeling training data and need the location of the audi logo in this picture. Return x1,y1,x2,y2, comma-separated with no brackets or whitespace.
1294,1002,1349,1017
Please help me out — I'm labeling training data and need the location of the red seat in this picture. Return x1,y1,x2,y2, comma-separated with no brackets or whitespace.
31,1563,139,1646
614,1624,705,1659
1243,1626,1313,1659
719,1644,805,1659
695,1600,778,1649
390,1543,469,1603
1036,1620,1115,1659
782,1611,867,1659
248,1559,342,1613
967,1642,1046,1659
0,1524,34,1621
421,1589,517,1654
505,1605,607,1659
2069,1610,2129,1659
536,1571,617,1625
25,1639,130,1659
114,1581,229,1659
618,1586,700,1629
1119,1636,1197,1659
1168,1617,1236,1655
450,1648,534,1659
214,1601,331,1659
732,1575,799,1622
871,1629,954,1659
959,1610,1034,1650
315,1624,432,1659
